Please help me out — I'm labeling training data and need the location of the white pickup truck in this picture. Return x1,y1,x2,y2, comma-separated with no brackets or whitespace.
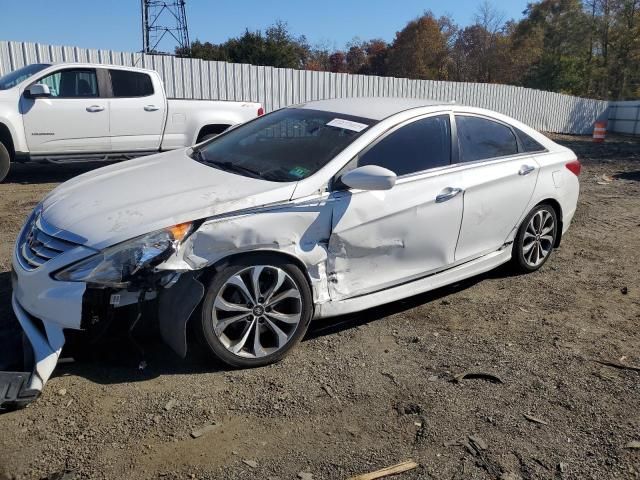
0,63,263,181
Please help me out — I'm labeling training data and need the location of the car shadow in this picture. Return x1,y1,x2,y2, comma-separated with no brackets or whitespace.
306,267,506,339
4,161,117,185
0,263,515,391
615,170,640,182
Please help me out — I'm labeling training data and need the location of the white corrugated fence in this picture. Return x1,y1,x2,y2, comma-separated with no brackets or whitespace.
608,101,640,135
0,40,620,135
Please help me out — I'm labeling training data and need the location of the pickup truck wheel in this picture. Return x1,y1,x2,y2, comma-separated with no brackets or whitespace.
0,142,11,183
198,254,313,368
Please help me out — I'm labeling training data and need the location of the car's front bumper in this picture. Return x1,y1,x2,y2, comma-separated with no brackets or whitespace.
0,289,68,409
4,211,204,408
10,292,65,391
3,216,95,408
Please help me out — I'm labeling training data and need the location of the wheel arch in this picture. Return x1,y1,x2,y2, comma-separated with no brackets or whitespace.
195,124,231,143
0,122,15,160
197,248,317,301
534,198,563,247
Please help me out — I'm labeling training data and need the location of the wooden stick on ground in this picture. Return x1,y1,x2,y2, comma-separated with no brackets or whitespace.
593,359,640,372
348,460,419,480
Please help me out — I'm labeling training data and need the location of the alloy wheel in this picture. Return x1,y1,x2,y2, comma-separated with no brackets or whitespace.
211,265,302,358
522,209,555,268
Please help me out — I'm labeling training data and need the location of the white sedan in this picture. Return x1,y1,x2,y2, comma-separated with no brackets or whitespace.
6,97,580,406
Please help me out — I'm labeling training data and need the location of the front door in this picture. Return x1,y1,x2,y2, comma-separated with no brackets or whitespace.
22,68,110,154
327,114,464,300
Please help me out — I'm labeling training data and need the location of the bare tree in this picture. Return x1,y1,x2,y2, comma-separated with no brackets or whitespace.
475,0,506,34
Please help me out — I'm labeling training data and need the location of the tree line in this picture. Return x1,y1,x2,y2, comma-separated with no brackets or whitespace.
177,0,640,100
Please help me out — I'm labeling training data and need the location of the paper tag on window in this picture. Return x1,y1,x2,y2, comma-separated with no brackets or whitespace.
326,118,369,132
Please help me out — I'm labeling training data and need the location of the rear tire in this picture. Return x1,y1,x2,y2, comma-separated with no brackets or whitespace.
198,254,313,368
0,142,11,183
511,204,558,273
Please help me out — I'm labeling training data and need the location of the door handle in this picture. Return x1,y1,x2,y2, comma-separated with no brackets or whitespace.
518,165,536,176
86,105,104,112
436,187,464,203
144,105,160,112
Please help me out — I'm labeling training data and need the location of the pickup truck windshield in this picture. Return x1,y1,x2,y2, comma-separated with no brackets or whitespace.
191,108,375,182
0,63,51,90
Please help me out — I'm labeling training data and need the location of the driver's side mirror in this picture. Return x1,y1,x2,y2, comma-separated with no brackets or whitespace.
340,165,397,191
25,84,51,99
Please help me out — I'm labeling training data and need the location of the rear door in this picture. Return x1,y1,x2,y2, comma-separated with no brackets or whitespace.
453,114,539,262
107,69,166,152
22,67,110,154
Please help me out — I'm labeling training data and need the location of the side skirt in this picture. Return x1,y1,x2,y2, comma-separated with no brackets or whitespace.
19,150,161,164
315,247,512,318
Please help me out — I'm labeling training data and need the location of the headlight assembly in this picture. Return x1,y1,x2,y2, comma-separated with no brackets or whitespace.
53,222,193,287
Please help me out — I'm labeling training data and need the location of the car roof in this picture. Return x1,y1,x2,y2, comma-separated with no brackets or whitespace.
50,62,155,74
297,97,450,120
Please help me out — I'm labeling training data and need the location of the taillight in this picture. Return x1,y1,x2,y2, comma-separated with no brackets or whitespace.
257,107,264,116
566,159,581,176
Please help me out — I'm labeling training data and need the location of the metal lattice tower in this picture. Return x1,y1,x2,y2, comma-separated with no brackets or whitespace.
141,0,190,54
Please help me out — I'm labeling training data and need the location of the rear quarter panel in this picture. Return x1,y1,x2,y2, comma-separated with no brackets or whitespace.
526,144,580,235
161,100,261,149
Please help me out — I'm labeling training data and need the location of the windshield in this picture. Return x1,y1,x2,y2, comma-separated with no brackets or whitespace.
191,108,375,182
0,63,51,90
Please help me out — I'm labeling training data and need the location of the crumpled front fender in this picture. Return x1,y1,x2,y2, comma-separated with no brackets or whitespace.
158,272,205,358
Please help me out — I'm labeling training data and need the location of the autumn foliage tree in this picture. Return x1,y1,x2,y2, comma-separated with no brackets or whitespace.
386,12,454,80
182,2,640,99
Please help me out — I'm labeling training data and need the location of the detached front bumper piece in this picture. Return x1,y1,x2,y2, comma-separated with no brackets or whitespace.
0,294,65,410
0,371,39,410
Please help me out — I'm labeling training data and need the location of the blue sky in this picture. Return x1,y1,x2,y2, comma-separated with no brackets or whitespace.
1,0,530,53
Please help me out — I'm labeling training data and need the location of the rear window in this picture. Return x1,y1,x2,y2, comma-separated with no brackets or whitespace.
109,70,154,97
515,127,546,153
456,115,518,162
193,108,375,182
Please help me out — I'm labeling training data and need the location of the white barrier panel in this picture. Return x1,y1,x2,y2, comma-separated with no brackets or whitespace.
0,40,615,135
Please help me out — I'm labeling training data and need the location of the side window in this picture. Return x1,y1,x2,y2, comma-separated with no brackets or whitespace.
455,115,518,162
109,70,154,97
357,115,451,176
38,69,98,98
515,127,546,153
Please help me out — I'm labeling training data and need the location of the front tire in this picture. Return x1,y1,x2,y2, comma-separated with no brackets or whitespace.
512,204,558,273
198,254,313,368
0,142,11,183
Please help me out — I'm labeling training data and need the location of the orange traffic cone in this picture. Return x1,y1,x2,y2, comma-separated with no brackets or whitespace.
593,121,607,143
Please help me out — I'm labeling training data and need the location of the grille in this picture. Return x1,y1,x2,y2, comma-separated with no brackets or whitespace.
19,218,80,270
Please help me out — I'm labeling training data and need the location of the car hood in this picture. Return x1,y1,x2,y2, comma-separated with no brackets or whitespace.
0,88,16,101
41,148,297,249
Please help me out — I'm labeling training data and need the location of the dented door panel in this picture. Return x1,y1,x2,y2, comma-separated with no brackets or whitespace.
327,171,465,300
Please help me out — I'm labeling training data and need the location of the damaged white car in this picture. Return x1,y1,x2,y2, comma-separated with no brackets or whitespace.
5,97,580,407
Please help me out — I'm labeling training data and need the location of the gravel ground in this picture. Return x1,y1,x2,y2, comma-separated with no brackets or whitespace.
0,135,638,480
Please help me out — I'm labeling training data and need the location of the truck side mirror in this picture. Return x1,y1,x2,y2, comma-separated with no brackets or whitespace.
25,84,51,99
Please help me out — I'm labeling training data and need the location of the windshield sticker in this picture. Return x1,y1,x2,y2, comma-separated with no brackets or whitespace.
289,166,311,178
326,118,369,132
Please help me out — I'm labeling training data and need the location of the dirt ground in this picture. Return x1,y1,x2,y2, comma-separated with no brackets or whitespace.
0,135,638,480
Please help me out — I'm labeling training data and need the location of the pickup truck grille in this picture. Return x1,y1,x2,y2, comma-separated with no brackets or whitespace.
19,217,80,270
